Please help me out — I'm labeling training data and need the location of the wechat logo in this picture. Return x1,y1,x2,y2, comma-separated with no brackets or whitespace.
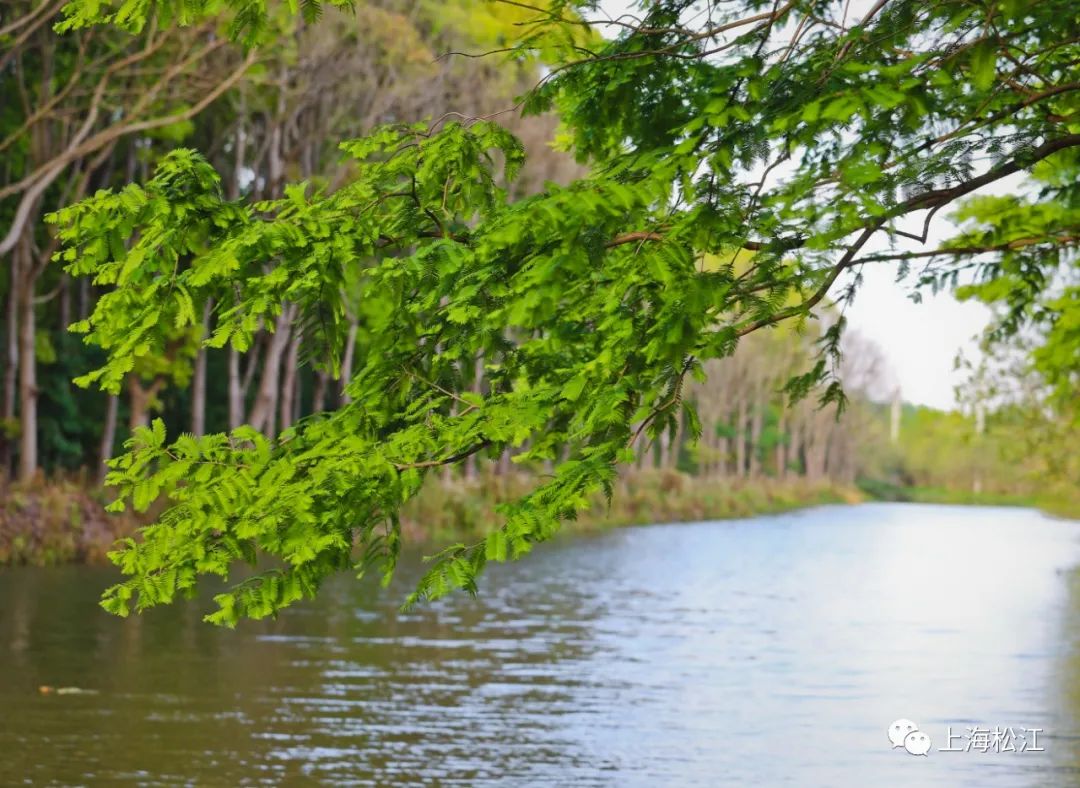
889,719,931,756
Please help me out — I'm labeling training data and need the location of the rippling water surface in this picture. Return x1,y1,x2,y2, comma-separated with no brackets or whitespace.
4,503,1080,785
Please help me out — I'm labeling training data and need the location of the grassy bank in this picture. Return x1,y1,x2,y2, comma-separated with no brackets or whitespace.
857,479,1080,520
6,472,1077,567
1,472,858,566
0,479,140,566
400,470,859,543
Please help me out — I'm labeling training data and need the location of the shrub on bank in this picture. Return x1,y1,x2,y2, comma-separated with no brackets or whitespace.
0,479,138,566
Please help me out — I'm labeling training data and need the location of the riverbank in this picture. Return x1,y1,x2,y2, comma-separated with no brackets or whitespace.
400,471,860,543
6,472,1075,567
0,480,140,566
1,472,858,566
857,479,1080,520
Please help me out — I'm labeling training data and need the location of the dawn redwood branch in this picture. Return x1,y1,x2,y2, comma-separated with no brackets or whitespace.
628,360,692,448
493,0,793,42
606,231,664,247
751,132,1080,259
924,80,1080,151
733,222,883,337
898,133,1080,212
393,440,493,471
685,3,797,43
851,234,1080,265
536,2,797,72
834,0,890,60
728,134,1080,339
597,132,1080,306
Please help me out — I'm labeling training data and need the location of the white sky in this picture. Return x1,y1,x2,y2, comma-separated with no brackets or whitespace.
590,0,1018,411
842,265,988,410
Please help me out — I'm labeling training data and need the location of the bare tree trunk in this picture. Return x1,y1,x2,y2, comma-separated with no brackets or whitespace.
228,346,243,429
775,409,787,480
279,329,301,431
58,274,70,335
15,239,38,483
128,376,164,433
1,268,17,478
825,424,851,484
497,448,512,477
634,426,648,471
129,380,147,433
735,401,747,479
796,420,808,479
247,306,294,435
749,395,765,479
659,430,672,470
695,427,712,474
227,315,266,432
804,415,827,482
312,369,328,413
339,320,358,406
697,422,711,477
224,110,247,433
268,113,285,197
191,299,212,437
293,365,302,425
77,276,89,321
96,392,118,486
228,104,247,201
660,408,684,470
717,435,729,478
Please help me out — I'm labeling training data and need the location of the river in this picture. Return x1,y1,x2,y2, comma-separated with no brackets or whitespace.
3,503,1080,785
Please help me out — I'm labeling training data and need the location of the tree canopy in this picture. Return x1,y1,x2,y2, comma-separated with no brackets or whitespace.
47,0,1080,624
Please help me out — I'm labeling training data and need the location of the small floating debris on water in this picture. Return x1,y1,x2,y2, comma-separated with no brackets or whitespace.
38,686,99,696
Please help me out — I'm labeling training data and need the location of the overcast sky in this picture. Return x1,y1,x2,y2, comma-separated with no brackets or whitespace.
840,248,989,410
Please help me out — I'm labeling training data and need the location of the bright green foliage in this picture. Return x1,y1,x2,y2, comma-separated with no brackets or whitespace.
951,150,1080,410
56,153,229,393
56,0,355,45
54,0,1080,624
56,120,703,622
946,148,1079,494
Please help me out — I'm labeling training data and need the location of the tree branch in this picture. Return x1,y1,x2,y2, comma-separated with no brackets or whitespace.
393,440,492,471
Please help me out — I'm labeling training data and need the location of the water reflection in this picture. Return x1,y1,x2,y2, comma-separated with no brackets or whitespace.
1048,568,1080,782
1,503,1079,785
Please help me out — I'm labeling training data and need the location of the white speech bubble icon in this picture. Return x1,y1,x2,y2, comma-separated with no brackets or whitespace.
889,719,919,748
904,729,932,756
